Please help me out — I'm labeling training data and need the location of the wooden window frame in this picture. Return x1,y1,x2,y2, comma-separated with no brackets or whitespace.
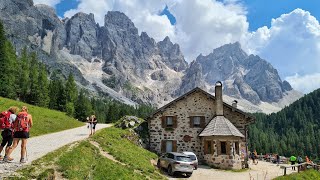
190,116,206,128
166,116,173,127
161,116,178,129
221,141,227,155
235,142,239,155
161,140,177,153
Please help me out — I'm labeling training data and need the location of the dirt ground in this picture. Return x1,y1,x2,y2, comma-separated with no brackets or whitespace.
169,160,297,180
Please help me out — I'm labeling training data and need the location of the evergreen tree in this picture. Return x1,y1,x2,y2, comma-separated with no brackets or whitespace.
3,41,18,99
65,73,78,116
37,64,49,107
17,47,30,101
28,52,40,105
75,89,93,121
0,22,17,99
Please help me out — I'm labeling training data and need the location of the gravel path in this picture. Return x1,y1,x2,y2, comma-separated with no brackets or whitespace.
0,123,111,175
170,160,296,180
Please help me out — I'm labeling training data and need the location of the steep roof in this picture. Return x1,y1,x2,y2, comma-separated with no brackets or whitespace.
146,87,255,123
199,116,245,137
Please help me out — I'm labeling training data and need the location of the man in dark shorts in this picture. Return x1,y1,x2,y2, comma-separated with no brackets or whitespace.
0,107,18,161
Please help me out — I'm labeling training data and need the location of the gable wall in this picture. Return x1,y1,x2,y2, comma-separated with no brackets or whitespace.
148,90,251,161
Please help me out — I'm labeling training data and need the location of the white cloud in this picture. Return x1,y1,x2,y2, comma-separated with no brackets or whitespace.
285,73,320,94
64,0,174,41
244,9,320,78
33,0,62,7
169,0,248,61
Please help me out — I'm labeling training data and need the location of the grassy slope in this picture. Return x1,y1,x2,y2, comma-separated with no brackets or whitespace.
0,97,83,137
274,170,320,180
6,128,165,180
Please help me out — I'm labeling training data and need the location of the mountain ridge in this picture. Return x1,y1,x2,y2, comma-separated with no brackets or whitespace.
0,0,302,113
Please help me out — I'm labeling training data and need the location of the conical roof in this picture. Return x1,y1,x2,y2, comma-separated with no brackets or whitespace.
199,116,244,137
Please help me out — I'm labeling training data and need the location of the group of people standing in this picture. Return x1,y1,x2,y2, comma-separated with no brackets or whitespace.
0,106,32,163
87,115,97,136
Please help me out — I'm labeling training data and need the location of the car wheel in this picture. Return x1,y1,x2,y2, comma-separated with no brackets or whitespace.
186,173,192,177
168,165,174,176
194,165,198,170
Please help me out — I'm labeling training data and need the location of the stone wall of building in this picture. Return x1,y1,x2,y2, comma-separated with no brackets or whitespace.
148,90,252,163
202,137,246,170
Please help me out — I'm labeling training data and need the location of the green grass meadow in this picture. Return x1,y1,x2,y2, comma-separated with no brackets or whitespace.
5,127,165,180
274,169,320,180
0,97,83,138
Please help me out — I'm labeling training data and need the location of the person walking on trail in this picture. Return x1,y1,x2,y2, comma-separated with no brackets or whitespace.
0,107,18,160
4,106,32,163
276,154,280,165
254,150,258,164
290,155,297,170
87,115,97,136
297,156,303,164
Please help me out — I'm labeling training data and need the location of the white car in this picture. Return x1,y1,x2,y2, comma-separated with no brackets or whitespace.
157,152,194,177
183,152,198,170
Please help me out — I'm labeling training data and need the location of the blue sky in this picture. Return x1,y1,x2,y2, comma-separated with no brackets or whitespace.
242,0,320,31
55,0,320,31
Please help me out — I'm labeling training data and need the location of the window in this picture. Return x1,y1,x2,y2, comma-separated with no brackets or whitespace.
235,142,239,155
166,141,173,152
190,116,205,128
176,156,192,162
162,116,177,128
193,116,201,127
204,140,212,154
166,116,173,127
161,140,177,153
221,142,226,154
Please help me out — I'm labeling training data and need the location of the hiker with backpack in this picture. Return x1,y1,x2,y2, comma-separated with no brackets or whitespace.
4,106,32,163
88,115,97,136
0,106,18,160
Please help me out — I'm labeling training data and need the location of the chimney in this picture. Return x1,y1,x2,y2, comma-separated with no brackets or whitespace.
232,100,238,108
215,81,223,116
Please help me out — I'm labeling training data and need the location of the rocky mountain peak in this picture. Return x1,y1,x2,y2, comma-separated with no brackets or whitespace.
157,36,187,72
104,11,137,32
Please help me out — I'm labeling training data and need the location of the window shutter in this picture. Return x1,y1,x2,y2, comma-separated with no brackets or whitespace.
200,116,206,128
161,116,166,128
211,140,215,155
217,141,221,155
204,140,208,154
173,140,177,152
173,115,178,128
189,116,194,128
226,141,231,155
161,140,166,153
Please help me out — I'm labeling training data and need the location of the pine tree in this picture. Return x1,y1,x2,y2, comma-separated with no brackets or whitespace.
0,21,6,97
28,52,40,105
65,73,78,116
0,22,17,98
17,47,30,101
37,64,49,107
3,41,17,99
75,89,92,121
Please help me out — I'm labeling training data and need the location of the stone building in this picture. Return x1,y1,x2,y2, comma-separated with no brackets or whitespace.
147,82,255,169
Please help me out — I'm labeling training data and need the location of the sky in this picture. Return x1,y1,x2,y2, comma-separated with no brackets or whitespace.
33,0,320,94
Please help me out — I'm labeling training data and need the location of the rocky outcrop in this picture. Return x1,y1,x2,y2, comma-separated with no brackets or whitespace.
178,43,294,104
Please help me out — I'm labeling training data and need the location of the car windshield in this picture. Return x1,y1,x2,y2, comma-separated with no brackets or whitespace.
176,156,191,162
188,155,196,161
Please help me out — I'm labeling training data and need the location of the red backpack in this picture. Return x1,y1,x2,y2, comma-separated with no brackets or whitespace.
14,112,30,132
0,111,12,129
